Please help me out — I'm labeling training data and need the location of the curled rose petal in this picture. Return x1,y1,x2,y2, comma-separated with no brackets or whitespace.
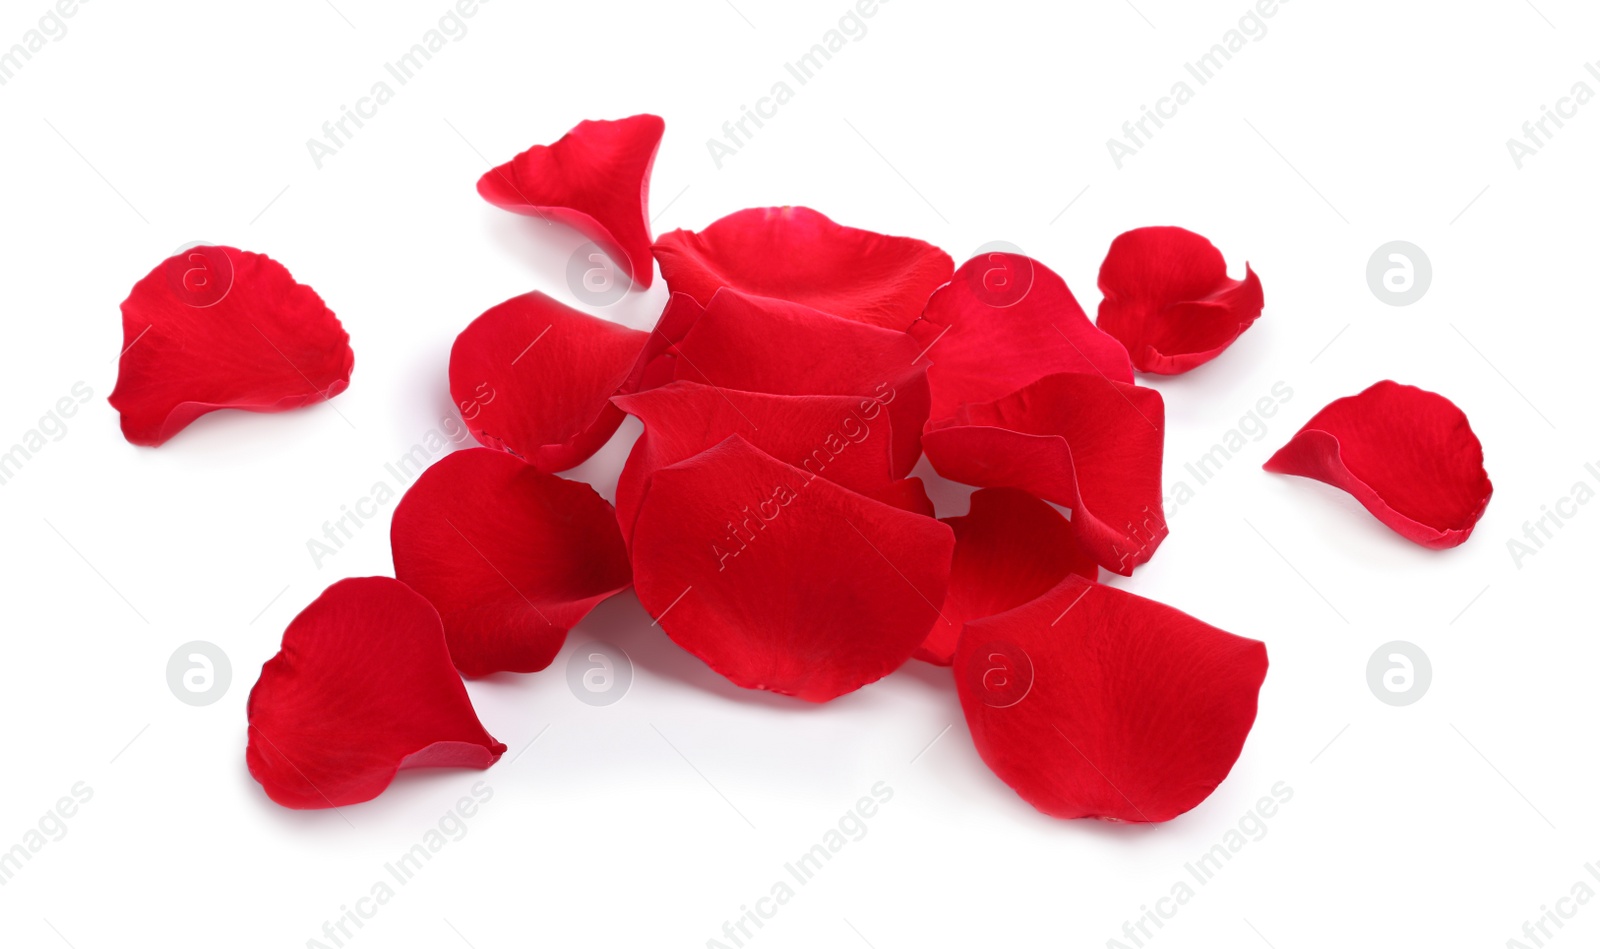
109,247,353,446
922,372,1167,575
478,114,664,288
611,381,897,542
391,448,632,676
913,252,1133,420
449,291,648,472
246,577,506,809
915,488,1098,666
631,436,954,702
1095,226,1264,375
652,206,953,329
955,575,1267,822
646,288,931,477
1264,381,1492,548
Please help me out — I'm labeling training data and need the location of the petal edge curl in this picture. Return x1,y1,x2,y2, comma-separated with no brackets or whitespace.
110,247,353,446
478,114,664,288
1095,226,1264,375
246,577,505,809
1263,380,1492,548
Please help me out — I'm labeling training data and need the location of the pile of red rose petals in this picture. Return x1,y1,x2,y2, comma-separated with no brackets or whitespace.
108,113,1493,819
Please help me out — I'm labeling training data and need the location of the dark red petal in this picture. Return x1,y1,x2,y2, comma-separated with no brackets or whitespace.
913,252,1133,420
631,436,954,702
611,381,897,543
955,575,1267,822
647,288,931,477
1095,226,1264,375
652,206,953,329
1264,381,1492,548
390,448,632,676
478,114,664,288
108,247,353,446
922,372,1167,576
449,291,648,472
916,489,1098,666
246,577,505,809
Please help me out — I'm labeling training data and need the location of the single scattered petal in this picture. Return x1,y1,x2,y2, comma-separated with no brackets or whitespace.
391,448,632,676
109,246,353,446
631,436,954,702
955,575,1268,822
612,381,897,542
1264,380,1492,548
913,252,1133,420
246,577,506,809
652,206,953,329
923,372,1167,575
1096,226,1264,375
449,291,648,472
478,114,664,288
915,488,1098,666
644,288,931,477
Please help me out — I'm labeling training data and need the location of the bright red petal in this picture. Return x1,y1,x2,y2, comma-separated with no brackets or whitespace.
1264,381,1492,548
916,489,1098,666
108,247,353,446
478,114,664,288
866,478,937,517
246,577,505,809
913,252,1133,420
612,381,897,543
644,288,931,477
955,575,1267,822
631,436,954,701
391,448,632,676
1096,226,1264,375
449,291,648,472
922,372,1167,576
652,206,953,329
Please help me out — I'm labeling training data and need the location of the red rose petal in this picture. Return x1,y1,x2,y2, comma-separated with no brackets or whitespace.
652,206,953,329
922,372,1167,576
631,436,954,702
1264,380,1492,548
1095,226,1264,375
478,114,664,288
449,291,648,472
246,577,506,809
109,247,353,446
955,575,1267,822
912,252,1134,420
866,478,937,518
611,380,897,543
390,448,632,676
915,488,1098,666
648,288,931,477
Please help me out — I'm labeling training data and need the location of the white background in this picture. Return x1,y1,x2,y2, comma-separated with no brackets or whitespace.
1,0,1597,946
